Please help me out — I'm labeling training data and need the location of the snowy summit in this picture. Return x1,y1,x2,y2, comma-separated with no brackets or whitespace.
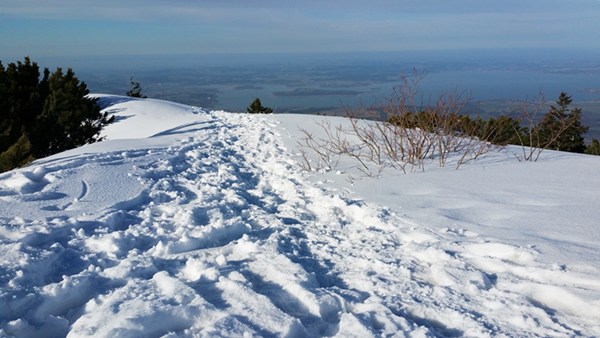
1,95,599,337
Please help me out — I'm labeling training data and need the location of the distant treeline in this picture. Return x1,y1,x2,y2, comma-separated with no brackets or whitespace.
387,92,598,155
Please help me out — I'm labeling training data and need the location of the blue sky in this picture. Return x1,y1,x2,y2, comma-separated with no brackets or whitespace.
1,0,599,58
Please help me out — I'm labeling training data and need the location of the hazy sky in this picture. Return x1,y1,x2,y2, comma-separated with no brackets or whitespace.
1,0,599,58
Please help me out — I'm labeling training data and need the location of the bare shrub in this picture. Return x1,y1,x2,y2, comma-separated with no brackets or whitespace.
297,120,342,172
297,72,500,176
511,94,547,162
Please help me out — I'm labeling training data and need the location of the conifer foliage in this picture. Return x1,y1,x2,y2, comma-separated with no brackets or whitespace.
537,92,587,153
126,77,147,98
247,97,273,114
585,139,600,155
0,57,113,172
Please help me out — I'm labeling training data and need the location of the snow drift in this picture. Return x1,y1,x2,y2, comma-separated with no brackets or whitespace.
1,95,599,337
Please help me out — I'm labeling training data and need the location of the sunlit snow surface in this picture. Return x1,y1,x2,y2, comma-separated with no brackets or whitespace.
1,95,599,337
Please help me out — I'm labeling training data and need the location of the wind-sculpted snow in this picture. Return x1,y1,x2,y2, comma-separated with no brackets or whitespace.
1,98,599,337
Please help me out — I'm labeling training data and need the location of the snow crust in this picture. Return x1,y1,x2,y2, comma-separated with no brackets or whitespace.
1,95,599,337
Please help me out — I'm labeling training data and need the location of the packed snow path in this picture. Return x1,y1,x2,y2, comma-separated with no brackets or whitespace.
1,102,599,337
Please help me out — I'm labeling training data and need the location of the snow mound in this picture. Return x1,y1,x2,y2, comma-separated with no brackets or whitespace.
94,94,209,139
1,95,599,337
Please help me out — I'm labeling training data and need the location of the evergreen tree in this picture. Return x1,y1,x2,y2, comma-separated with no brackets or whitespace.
484,115,525,146
247,97,273,114
0,61,7,149
585,139,600,155
0,133,33,171
0,57,45,150
0,57,113,171
127,77,147,98
32,68,113,157
537,92,588,153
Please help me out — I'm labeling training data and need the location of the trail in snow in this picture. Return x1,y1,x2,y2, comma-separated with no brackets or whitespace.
1,99,599,337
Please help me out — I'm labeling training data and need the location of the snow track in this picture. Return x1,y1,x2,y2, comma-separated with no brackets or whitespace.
1,103,600,337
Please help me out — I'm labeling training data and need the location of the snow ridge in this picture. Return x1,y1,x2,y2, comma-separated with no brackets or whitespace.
1,101,599,337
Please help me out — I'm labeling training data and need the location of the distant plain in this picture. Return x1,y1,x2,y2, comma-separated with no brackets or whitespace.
46,49,600,140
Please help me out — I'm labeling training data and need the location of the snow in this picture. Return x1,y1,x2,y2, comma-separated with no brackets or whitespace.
1,95,599,337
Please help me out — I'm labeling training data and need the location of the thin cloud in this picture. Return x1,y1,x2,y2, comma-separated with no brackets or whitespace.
2,0,598,22
1,0,599,56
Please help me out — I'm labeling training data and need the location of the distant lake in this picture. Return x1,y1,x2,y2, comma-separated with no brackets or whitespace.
47,50,599,138
421,70,600,102
61,50,598,109
211,69,600,112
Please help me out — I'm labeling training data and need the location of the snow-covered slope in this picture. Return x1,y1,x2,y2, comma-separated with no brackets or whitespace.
1,96,599,337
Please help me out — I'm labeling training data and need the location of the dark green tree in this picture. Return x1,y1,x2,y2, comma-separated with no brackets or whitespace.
247,97,273,114
126,77,146,98
482,115,525,145
537,92,588,153
0,57,113,171
31,68,114,157
0,57,46,151
0,61,7,150
585,138,600,155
